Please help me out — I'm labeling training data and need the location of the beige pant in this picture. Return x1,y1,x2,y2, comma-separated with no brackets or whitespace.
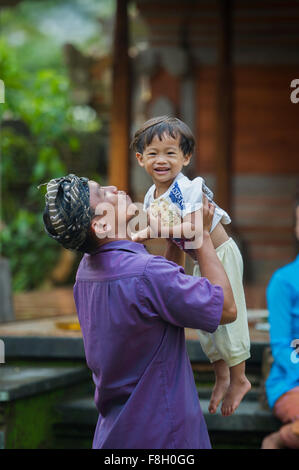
193,237,251,368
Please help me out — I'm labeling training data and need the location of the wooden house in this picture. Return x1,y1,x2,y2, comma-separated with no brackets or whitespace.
109,0,299,304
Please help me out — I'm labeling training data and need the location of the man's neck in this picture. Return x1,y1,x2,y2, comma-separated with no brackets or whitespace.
97,235,132,249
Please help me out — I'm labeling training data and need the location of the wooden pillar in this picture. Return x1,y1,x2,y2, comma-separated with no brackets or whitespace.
215,0,233,215
108,0,131,192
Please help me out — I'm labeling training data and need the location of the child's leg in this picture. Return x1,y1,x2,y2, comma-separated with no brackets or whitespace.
221,360,251,416
195,262,230,414
212,238,251,415
197,327,230,414
204,237,251,415
214,239,251,415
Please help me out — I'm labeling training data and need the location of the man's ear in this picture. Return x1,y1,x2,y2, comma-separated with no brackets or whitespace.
135,152,145,167
183,153,192,167
91,217,112,240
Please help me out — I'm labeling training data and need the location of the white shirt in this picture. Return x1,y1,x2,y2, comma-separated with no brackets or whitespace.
143,172,231,232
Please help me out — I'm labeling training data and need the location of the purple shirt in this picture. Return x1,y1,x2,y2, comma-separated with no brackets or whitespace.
73,240,223,449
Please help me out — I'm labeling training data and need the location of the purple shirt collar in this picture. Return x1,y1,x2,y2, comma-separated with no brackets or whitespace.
94,239,147,255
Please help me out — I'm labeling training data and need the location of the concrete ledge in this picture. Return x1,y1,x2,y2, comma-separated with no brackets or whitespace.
201,400,280,432
56,394,280,433
0,366,90,402
2,337,85,359
2,336,267,365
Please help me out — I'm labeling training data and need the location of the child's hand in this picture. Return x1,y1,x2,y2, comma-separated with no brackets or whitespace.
131,209,160,243
131,210,195,243
202,195,215,233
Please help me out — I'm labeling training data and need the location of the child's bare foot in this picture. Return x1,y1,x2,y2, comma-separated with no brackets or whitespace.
209,377,230,414
221,373,251,416
209,359,230,414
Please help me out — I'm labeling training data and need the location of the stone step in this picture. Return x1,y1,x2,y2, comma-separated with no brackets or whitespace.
0,365,91,402
56,393,280,433
197,385,260,402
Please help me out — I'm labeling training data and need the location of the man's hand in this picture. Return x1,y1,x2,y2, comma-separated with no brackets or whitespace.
202,195,215,233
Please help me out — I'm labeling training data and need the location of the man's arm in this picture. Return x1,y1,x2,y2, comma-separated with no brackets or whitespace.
133,197,237,326
195,230,236,325
165,198,236,325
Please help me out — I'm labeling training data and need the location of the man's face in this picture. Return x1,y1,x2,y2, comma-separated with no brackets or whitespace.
88,181,131,209
88,181,137,239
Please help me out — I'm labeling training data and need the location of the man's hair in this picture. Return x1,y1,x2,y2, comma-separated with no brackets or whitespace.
43,206,99,254
130,115,195,156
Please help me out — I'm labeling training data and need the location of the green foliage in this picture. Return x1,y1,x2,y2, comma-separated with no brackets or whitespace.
0,39,82,291
0,210,60,292
0,0,113,292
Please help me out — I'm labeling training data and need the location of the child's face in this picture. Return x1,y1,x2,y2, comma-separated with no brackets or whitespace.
136,133,192,186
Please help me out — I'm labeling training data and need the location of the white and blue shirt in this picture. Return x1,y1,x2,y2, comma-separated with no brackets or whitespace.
143,172,231,232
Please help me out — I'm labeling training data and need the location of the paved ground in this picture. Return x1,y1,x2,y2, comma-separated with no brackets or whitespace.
0,311,269,344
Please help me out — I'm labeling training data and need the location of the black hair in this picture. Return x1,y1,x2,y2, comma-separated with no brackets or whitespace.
130,115,195,157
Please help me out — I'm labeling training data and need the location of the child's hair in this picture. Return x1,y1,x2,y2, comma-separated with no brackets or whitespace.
131,115,195,156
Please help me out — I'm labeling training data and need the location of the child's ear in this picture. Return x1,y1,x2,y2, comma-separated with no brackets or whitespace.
135,152,145,167
183,154,192,167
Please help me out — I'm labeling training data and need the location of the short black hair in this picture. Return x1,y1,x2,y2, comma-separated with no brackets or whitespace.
43,206,100,254
130,115,195,157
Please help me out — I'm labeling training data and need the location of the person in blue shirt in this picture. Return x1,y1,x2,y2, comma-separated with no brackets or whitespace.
262,194,299,449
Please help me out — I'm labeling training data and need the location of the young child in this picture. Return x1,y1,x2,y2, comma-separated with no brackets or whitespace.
131,115,251,417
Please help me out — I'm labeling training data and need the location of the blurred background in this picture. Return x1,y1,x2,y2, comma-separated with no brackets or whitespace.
1,0,299,311
1,0,299,308
0,0,299,449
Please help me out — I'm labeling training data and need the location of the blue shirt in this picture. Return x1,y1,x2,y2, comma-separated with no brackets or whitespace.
266,254,299,409
73,240,223,449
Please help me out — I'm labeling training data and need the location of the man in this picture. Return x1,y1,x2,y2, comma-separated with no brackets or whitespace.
42,173,236,449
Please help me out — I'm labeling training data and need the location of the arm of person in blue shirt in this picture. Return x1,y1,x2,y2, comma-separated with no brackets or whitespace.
267,272,298,378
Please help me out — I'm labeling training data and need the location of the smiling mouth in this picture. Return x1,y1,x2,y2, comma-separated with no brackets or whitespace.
154,168,170,174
